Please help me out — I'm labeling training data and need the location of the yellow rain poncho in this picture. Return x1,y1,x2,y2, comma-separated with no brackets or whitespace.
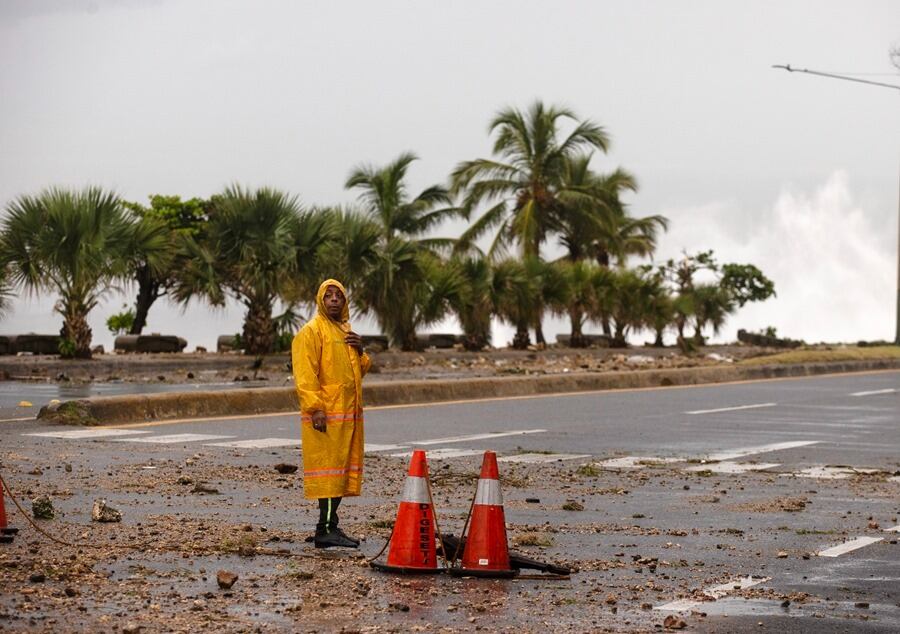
292,279,371,499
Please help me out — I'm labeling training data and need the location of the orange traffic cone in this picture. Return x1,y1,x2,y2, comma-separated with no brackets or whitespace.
371,450,442,574
450,451,517,578
0,475,18,544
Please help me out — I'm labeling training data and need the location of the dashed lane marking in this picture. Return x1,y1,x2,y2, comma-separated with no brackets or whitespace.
817,536,884,557
390,448,484,460
706,440,819,462
685,462,780,474
24,429,150,439
498,453,591,464
885,525,900,533
685,402,777,415
409,429,547,446
851,388,897,397
595,456,682,470
116,433,235,444
206,437,299,449
655,576,770,611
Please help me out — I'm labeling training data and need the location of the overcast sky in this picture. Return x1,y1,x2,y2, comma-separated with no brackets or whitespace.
1,0,898,350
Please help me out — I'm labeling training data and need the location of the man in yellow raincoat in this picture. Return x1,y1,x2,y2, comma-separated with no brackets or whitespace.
292,279,371,548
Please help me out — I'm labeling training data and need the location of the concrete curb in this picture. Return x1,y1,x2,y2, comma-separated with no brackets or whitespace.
36,358,900,426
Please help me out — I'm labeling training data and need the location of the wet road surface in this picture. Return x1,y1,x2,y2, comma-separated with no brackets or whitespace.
1,369,898,632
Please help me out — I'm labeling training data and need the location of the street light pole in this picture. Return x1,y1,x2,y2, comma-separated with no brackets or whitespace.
772,64,900,345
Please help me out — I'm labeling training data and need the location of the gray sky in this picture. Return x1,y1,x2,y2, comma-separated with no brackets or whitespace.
1,0,898,349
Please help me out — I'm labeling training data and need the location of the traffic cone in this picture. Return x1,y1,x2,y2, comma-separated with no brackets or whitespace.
450,451,517,578
371,450,442,574
0,477,17,544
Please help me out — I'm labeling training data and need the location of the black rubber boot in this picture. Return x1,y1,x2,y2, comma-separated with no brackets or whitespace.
314,529,358,549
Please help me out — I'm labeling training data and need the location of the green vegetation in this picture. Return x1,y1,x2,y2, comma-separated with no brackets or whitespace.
740,346,900,365
0,101,783,355
106,307,136,336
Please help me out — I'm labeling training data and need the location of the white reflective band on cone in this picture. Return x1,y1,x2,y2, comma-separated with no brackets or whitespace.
400,476,430,504
474,478,503,506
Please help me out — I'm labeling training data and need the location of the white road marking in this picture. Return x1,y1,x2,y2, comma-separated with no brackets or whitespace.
498,453,591,464
890,476,900,483
595,456,682,470
817,536,883,557
206,437,299,449
118,433,234,444
364,443,408,453
686,403,777,415
391,447,485,460
851,388,896,397
685,462,780,474
410,429,546,446
706,440,819,462
24,429,149,439
655,576,770,611
885,525,900,533
785,466,881,480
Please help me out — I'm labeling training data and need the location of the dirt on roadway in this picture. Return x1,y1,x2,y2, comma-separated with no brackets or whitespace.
1,436,897,632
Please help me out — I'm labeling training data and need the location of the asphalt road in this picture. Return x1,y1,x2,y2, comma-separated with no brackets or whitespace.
2,369,899,632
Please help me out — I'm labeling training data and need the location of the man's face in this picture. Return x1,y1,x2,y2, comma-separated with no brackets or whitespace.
323,285,346,320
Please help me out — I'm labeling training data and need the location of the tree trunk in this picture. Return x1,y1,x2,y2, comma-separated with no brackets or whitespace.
534,320,545,346
60,303,93,359
653,327,665,347
512,323,530,350
569,308,587,348
401,331,421,352
242,300,275,355
130,264,161,334
462,331,487,352
612,322,627,348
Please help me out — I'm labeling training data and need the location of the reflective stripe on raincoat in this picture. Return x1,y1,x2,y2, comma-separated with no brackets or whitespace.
292,279,371,499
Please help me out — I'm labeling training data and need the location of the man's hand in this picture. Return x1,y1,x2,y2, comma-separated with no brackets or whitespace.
344,331,363,354
311,410,327,432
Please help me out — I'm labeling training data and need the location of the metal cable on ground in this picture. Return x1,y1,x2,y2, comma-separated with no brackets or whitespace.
366,523,394,564
0,470,146,551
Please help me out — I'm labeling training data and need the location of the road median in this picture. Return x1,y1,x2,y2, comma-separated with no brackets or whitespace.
36,357,900,426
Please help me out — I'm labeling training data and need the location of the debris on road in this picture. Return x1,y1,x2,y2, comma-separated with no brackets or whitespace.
216,570,238,589
31,494,54,519
91,498,122,523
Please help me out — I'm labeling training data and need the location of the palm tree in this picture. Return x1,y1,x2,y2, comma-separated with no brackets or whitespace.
173,186,324,355
346,152,458,248
452,101,611,259
345,153,460,349
439,256,506,352
555,260,596,348
558,156,667,259
0,187,166,358
491,259,536,349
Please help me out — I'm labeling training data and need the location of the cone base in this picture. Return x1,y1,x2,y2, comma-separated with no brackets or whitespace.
449,567,518,579
1,527,17,535
0,535,13,544
370,561,445,575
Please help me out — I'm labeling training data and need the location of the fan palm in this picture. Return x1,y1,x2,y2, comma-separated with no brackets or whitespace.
173,186,323,355
0,187,166,358
452,101,610,259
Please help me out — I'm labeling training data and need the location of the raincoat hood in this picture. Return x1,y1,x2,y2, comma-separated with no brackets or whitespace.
316,279,350,326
